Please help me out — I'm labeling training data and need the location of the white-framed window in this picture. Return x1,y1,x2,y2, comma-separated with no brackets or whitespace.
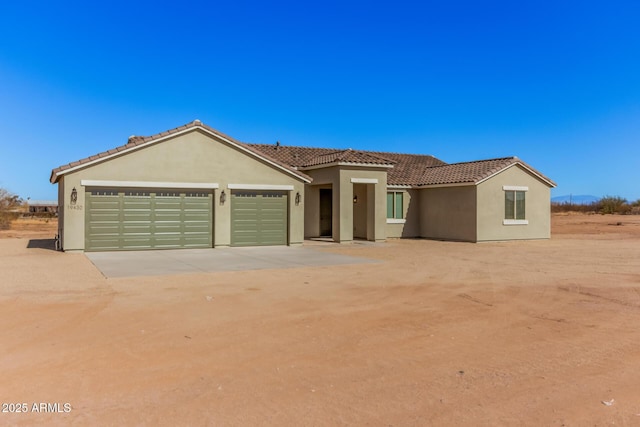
503,186,528,225
387,191,404,220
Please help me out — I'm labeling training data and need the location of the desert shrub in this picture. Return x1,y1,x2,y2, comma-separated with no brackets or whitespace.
551,201,598,214
596,196,628,214
551,196,640,215
0,188,23,230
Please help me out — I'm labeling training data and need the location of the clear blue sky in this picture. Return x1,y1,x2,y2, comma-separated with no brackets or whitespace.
1,1,639,201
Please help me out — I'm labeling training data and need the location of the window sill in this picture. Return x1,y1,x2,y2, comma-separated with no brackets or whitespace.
387,218,406,224
503,219,529,225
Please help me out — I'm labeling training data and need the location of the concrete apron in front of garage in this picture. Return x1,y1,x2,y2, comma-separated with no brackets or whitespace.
85,245,377,278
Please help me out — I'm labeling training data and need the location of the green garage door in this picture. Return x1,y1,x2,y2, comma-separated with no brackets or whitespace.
231,191,288,246
85,188,213,251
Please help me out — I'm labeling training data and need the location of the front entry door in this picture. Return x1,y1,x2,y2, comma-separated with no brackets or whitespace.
319,188,332,237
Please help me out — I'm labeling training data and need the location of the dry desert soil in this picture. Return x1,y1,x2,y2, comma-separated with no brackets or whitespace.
1,214,640,426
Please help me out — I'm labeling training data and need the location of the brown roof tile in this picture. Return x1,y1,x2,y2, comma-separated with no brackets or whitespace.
50,121,312,183
50,120,555,188
419,157,556,187
302,149,395,167
247,144,446,185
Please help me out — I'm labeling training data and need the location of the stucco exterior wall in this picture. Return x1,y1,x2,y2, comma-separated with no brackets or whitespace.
303,185,321,238
304,166,387,242
58,129,306,251
419,186,477,242
386,188,421,238
476,165,551,241
57,176,65,248
305,167,340,240
339,168,388,242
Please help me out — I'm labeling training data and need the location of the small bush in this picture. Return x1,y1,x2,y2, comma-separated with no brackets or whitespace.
0,188,23,230
596,196,628,215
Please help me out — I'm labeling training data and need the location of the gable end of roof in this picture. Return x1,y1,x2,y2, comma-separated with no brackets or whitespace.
50,121,312,184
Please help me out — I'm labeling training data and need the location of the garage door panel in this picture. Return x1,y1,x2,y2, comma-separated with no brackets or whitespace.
86,189,213,251
123,225,153,234
231,191,287,247
86,238,121,251
90,212,120,222
184,224,211,233
154,201,181,210
154,211,182,222
91,200,120,210
184,213,210,222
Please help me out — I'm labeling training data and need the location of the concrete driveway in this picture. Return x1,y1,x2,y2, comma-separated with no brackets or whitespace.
85,245,377,278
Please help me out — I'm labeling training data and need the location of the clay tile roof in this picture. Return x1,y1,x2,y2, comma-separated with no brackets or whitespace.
50,121,554,188
418,157,554,186
302,149,395,167
246,144,447,185
50,120,312,183
369,151,447,186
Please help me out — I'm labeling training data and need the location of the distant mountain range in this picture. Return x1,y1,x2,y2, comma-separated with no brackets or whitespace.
551,195,600,205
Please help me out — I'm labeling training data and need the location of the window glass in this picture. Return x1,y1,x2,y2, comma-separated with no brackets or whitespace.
505,191,515,219
516,191,526,220
386,193,394,218
395,192,403,219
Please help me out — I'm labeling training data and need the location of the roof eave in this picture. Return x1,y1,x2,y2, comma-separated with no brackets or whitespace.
475,161,556,188
418,182,477,188
50,124,312,184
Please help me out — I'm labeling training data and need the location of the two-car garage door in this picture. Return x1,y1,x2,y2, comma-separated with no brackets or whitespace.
85,188,288,251
85,188,213,251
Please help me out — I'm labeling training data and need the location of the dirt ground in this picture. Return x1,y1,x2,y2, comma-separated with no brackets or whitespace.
1,214,640,426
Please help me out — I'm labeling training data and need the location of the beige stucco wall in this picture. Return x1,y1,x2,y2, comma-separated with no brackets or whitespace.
386,188,421,238
303,185,321,238
57,129,306,251
305,166,340,240
339,168,387,242
476,165,551,241
57,176,65,248
419,186,477,242
304,166,387,242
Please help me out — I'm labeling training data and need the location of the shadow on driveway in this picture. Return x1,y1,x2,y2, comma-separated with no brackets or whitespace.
85,246,378,278
27,239,57,251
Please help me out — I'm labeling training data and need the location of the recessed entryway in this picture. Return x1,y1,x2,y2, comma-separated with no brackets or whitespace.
319,188,332,237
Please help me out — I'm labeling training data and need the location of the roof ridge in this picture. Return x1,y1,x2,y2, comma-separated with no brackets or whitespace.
247,143,439,159
423,156,517,169
247,143,343,151
50,120,312,183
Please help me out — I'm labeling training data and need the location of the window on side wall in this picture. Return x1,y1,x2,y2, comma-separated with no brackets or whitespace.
386,191,404,222
503,186,528,225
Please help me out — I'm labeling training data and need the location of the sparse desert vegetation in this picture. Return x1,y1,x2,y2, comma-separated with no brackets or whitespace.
0,188,24,230
552,195,640,215
1,213,640,425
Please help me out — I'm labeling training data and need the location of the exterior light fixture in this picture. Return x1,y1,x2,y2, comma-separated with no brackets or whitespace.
295,192,301,205
220,190,226,204
353,195,358,203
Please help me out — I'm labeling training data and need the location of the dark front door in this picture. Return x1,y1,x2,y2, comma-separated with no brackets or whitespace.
319,188,332,237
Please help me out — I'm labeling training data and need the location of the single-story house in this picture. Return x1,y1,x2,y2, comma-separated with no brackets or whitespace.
28,200,59,215
50,120,556,252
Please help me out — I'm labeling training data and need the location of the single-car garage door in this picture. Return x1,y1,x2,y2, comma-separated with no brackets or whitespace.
231,191,288,246
85,188,212,251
